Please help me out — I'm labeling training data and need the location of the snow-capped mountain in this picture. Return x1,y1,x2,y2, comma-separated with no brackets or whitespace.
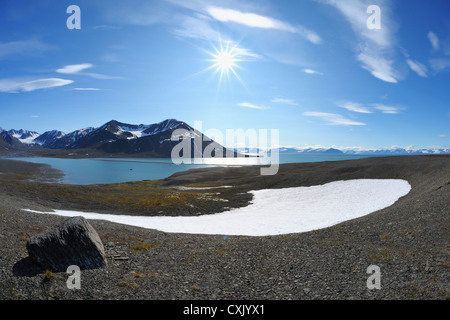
7,129,40,145
1,122,449,156
33,130,66,147
0,131,23,148
234,146,450,155
234,147,345,154
62,119,194,152
0,119,233,157
42,127,96,149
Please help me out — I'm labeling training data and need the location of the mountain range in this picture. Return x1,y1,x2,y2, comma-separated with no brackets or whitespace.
0,119,232,158
233,146,450,155
1,119,449,156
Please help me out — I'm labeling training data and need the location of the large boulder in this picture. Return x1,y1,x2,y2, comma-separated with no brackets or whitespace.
26,216,107,272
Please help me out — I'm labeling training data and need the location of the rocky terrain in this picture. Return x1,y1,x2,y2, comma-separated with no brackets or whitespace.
0,155,448,303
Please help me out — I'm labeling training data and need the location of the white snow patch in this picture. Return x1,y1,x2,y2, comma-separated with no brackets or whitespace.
19,133,40,145
127,131,143,139
173,186,233,191
23,179,411,237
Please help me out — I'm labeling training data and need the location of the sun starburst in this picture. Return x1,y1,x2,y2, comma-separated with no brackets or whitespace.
207,41,243,86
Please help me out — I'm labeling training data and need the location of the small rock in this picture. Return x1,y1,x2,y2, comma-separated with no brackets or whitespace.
112,256,129,261
26,216,107,272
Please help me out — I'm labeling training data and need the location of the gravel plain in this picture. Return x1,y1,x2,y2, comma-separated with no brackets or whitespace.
0,155,448,301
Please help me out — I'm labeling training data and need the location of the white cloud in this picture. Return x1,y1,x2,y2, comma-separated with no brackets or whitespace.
0,39,53,60
83,73,124,80
302,68,323,75
335,101,403,115
338,101,373,114
429,58,450,72
173,14,222,41
271,98,298,106
371,104,401,114
232,46,262,59
0,78,74,93
237,102,269,110
438,134,447,138
406,59,428,78
357,51,398,84
206,6,322,44
31,115,40,118
56,63,124,80
427,31,440,51
56,63,93,74
303,112,366,126
327,0,392,47
322,0,400,83
73,88,101,91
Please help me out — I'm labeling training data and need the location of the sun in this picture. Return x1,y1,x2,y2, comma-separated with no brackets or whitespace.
207,41,243,84
213,48,237,73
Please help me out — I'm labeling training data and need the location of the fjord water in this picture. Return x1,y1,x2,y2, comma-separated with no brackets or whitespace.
9,154,372,185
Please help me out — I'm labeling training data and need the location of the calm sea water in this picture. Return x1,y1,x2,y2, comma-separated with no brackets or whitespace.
8,154,374,185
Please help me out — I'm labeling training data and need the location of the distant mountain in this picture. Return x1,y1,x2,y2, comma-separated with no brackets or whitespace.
0,119,235,157
34,130,66,147
1,121,449,156
337,147,450,155
0,131,24,148
40,127,95,149
234,147,345,154
275,146,450,155
234,146,450,155
7,129,40,145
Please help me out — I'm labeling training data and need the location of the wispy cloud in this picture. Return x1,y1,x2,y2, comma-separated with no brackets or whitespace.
438,134,447,138
237,102,269,110
429,58,450,73
371,104,401,114
303,112,366,126
56,63,124,80
428,31,440,51
338,101,373,114
271,98,298,106
357,53,399,83
206,6,322,44
0,78,74,93
92,25,123,30
406,59,428,78
173,14,221,41
337,101,403,114
73,88,101,91
302,68,323,75
172,14,263,63
0,39,53,60
56,63,93,74
322,0,400,83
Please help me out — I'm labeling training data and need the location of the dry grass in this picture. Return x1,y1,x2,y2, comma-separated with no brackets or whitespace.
41,270,58,282
129,243,160,253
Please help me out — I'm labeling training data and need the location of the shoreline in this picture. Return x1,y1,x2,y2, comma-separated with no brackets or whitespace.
0,153,428,187
0,155,449,300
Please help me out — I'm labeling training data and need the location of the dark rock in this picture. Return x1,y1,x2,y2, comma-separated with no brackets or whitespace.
26,216,107,272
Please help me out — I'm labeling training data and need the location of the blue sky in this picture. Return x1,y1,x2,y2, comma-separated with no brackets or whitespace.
1,0,449,149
